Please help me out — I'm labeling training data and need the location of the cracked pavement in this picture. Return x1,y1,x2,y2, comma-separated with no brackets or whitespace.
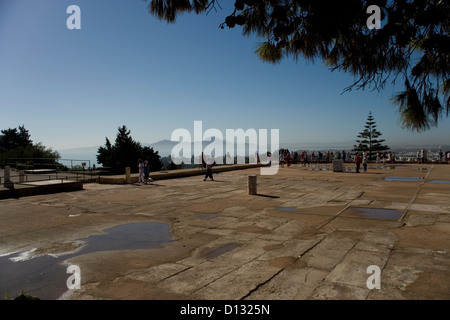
0,163,449,299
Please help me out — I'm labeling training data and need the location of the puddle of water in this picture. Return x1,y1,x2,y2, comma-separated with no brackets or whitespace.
429,180,450,184
77,222,172,254
380,176,424,182
203,243,241,259
371,166,429,171
306,167,328,171
0,222,172,300
344,207,403,221
277,207,301,213
196,213,220,220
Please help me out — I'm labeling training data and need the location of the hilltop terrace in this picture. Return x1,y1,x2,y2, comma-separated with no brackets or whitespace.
0,162,449,301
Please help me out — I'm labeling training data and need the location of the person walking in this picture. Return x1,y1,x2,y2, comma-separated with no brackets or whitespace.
279,152,285,168
138,159,145,184
203,158,214,181
286,152,291,167
144,160,150,184
363,152,368,173
355,152,361,173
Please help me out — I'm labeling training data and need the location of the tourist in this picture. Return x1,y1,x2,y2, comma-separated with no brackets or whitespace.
144,160,150,184
355,152,361,173
326,151,330,163
342,150,346,163
203,158,214,181
439,150,444,163
376,152,381,164
420,149,426,164
286,152,291,167
279,152,285,167
138,159,145,183
347,152,351,163
303,151,310,165
363,152,368,173
417,150,421,163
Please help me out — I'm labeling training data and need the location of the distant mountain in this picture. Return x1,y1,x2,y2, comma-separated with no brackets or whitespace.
145,138,263,157
57,140,449,166
144,139,178,157
286,140,355,151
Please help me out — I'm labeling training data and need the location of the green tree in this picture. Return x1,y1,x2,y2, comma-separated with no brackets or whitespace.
354,112,389,159
0,125,32,151
0,125,59,168
146,0,449,132
96,125,163,174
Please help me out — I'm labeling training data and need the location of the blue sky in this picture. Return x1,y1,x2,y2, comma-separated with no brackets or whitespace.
1,0,449,153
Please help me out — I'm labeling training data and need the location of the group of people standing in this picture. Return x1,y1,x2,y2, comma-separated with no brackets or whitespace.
278,149,366,166
354,151,368,173
417,149,450,164
439,150,450,164
137,159,152,184
375,151,394,164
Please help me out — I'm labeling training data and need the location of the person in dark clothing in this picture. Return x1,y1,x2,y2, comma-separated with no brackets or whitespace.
355,152,361,173
203,159,214,181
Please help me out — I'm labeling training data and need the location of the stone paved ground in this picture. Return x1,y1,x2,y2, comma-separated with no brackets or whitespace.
0,163,449,300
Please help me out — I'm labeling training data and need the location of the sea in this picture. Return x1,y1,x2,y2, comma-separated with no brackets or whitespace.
57,143,449,169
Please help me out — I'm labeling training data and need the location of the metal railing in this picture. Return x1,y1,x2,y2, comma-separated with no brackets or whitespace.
0,158,110,186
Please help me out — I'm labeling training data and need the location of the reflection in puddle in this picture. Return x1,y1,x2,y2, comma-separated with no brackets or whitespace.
344,207,403,221
429,180,450,184
0,222,172,300
371,166,430,171
380,176,424,182
77,222,172,254
306,165,329,171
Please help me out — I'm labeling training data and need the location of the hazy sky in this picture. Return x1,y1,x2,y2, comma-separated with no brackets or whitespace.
1,0,449,152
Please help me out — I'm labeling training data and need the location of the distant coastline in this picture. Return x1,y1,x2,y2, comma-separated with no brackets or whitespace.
57,140,450,168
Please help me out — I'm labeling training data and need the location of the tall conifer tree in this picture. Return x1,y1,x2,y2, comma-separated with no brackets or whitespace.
354,112,389,159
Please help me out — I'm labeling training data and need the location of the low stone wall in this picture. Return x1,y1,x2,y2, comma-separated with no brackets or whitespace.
0,180,83,199
97,163,266,184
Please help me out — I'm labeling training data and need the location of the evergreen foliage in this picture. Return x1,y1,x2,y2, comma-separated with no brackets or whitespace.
146,0,449,131
0,125,60,167
96,125,163,174
354,112,389,159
